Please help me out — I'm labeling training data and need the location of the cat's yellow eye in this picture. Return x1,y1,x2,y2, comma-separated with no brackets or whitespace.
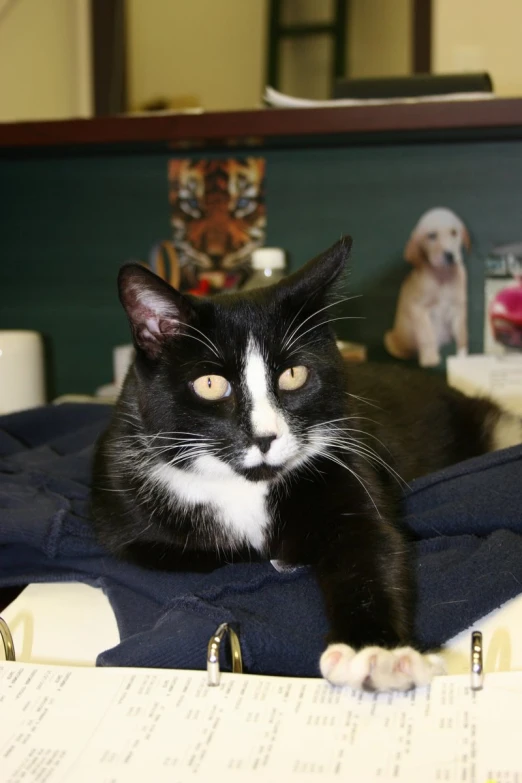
192,375,231,401
278,366,309,391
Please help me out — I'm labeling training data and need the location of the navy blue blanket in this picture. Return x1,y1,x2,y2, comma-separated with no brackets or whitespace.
1,404,521,676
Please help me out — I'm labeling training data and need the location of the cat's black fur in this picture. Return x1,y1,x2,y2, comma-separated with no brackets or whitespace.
91,237,508,654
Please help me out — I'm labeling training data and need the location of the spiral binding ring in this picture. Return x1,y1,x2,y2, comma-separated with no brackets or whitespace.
207,623,243,686
0,616,15,661
471,630,483,690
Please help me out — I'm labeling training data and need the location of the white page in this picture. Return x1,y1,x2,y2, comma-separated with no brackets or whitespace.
0,663,521,782
264,85,495,109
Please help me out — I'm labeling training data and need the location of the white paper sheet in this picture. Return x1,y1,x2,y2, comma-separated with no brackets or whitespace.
264,85,495,109
1,663,521,782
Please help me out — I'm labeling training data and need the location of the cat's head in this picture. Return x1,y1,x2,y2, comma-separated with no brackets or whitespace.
118,237,352,483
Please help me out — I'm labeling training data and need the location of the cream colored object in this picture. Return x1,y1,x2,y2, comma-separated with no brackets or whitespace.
113,343,135,389
447,354,522,415
0,330,46,415
1,584,119,666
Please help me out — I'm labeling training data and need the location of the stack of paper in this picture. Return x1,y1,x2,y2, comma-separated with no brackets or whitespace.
264,85,495,109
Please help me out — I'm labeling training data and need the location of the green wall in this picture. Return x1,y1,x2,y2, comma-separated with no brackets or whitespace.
1,138,521,396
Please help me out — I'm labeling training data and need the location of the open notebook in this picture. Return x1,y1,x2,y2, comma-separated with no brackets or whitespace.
1,619,521,782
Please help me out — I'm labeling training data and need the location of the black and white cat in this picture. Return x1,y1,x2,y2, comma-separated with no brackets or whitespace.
91,237,522,692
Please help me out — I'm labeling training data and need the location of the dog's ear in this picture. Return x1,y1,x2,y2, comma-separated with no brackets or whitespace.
404,235,424,267
462,225,471,251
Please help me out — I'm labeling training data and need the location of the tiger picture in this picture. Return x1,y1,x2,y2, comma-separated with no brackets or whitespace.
168,158,266,287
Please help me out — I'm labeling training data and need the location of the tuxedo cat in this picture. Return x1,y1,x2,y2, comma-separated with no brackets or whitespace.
91,237,522,692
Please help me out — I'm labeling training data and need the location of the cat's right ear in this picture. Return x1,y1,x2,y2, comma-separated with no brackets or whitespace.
118,264,195,359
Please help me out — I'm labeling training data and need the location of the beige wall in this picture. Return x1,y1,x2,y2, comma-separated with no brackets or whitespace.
128,0,522,108
433,0,522,96
126,0,267,111
277,0,412,100
3,0,521,124
278,0,412,100
0,0,91,122
348,0,412,79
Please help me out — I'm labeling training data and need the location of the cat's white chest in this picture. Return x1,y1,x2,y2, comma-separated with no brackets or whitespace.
149,455,271,551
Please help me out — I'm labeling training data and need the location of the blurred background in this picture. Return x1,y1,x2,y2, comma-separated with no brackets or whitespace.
0,0,521,122
2,0,522,401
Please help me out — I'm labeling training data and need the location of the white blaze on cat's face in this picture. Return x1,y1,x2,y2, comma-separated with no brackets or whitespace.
243,337,298,468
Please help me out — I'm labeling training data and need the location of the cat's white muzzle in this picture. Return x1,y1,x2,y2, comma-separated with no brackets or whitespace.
242,430,298,467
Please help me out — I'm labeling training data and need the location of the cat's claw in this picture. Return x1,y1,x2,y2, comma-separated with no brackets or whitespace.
319,643,446,692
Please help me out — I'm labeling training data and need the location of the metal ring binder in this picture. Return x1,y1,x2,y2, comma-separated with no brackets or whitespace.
0,610,485,694
207,623,243,686
0,616,16,662
471,630,483,690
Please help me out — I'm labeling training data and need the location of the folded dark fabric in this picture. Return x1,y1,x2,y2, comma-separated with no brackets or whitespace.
0,404,521,676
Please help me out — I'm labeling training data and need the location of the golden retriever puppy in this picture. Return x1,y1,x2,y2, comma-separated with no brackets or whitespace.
384,207,470,367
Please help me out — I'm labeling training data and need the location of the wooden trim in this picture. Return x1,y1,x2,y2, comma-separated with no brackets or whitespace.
413,0,432,74
90,0,127,116
73,0,94,117
0,99,521,150
334,0,348,81
266,0,281,90
278,23,336,36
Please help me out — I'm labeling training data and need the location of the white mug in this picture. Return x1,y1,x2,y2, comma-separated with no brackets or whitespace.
113,343,135,389
0,330,46,415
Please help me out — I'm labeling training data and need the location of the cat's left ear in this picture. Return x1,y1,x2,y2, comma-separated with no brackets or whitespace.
118,264,195,359
279,236,352,300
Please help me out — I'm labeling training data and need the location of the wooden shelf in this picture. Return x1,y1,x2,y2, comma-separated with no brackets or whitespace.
1,98,522,151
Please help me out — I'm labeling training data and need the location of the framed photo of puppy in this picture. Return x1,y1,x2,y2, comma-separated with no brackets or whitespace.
384,207,470,368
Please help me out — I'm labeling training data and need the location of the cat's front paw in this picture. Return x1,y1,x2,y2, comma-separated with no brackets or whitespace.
319,643,445,692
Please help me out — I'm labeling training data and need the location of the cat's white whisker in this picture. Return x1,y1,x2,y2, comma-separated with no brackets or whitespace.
284,315,365,353
185,358,223,369
177,332,221,356
309,424,395,465
345,391,382,410
149,442,232,470
315,436,409,490
307,416,380,430
115,414,143,429
143,439,220,450
114,515,156,550
176,320,222,359
314,424,393,456
94,486,129,493
280,298,309,348
115,435,214,449
147,431,208,439
311,447,382,519
282,295,362,351
166,454,208,468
